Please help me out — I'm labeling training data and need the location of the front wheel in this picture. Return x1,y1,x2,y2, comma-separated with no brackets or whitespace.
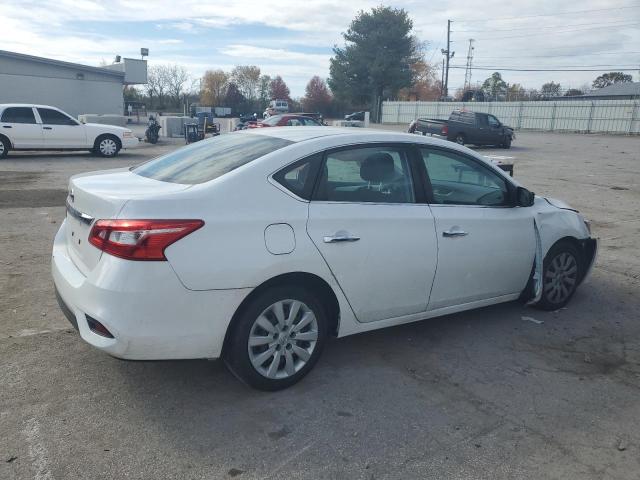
224,286,327,391
502,136,512,149
94,135,121,157
535,242,582,310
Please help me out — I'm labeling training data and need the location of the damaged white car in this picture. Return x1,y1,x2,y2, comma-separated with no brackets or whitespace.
52,128,597,390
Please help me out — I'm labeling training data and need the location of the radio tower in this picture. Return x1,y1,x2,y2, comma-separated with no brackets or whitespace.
463,39,475,91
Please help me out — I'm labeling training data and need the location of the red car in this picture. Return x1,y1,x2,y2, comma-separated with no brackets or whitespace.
249,114,322,128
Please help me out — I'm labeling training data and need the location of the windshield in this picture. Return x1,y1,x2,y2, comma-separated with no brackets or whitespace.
261,116,282,126
133,133,293,184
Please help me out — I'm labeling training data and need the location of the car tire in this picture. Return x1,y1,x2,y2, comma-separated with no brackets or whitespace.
454,133,465,145
535,241,583,311
94,135,121,157
502,137,512,149
223,285,328,391
0,136,9,158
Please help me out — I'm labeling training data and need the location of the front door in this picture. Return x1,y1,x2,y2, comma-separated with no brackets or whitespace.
0,106,42,148
418,146,536,309
36,108,87,148
306,144,438,323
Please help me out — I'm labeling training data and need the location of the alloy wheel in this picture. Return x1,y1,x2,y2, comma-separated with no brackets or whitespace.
544,252,578,304
99,138,117,156
248,299,318,379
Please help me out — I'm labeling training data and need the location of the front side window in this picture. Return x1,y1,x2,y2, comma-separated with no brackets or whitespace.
1,107,36,124
37,108,77,125
314,145,415,203
134,133,293,184
38,108,78,125
420,148,509,206
286,118,303,126
487,115,500,127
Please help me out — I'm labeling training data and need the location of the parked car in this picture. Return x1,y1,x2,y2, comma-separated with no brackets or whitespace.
409,110,515,148
344,111,365,121
0,104,138,158
52,128,596,390
248,114,322,128
290,112,326,125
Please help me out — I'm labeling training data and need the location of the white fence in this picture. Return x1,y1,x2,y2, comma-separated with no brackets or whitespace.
381,100,640,134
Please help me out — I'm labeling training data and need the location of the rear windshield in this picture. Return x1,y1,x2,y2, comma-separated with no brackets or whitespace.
133,133,293,184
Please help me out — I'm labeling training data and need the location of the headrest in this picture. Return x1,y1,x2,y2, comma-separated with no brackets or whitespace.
360,153,395,183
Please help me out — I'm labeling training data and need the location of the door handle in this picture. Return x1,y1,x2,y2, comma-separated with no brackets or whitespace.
323,234,360,243
43,126,52,130
2,125,11,128
442,229,468,237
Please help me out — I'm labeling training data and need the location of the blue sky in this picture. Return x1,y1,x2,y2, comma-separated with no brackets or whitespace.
1,0,638,97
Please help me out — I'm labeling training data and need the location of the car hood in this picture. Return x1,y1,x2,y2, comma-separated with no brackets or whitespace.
83,123,130,133
544,196,578,212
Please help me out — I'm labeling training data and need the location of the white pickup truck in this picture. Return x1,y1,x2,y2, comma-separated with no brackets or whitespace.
0,104,138,158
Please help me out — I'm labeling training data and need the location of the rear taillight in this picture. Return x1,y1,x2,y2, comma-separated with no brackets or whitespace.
89,219,204,261
441,125,449,135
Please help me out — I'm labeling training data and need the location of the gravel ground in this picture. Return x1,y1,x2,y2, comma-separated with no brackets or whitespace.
1,131,639,480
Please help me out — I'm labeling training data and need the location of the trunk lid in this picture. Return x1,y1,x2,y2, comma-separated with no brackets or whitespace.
65,168,190,275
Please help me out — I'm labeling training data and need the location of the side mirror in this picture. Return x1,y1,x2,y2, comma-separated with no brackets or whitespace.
516,186,535,207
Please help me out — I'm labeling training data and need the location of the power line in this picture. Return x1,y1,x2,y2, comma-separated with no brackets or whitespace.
455,19,637,33
456,4,640,23
450,66,639,72
473,51,640,59
454,64,640,68
473,22,640,40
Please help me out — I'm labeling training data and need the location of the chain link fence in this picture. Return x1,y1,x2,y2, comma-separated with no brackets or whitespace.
382,100,640,134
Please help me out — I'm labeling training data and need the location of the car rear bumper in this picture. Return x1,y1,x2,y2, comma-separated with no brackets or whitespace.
51,220,251,360
121,137,139,149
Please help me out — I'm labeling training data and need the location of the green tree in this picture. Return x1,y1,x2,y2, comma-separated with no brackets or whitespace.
592,72,633,89
541,81,561,97
258,75,271,107
481,72,507,100
328,6,419,121
564,88,584,97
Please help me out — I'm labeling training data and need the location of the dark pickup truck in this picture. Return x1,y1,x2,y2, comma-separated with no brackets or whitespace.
408,110,515,148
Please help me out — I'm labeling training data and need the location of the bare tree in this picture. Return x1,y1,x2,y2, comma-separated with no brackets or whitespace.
165,64,190,105
231,66,261,100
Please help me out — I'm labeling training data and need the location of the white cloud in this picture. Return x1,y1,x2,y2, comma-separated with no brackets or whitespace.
0,0,638,96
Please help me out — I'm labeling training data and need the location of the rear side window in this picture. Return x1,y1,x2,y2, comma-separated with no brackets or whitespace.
1,107,36,124
134,133,293,185
314,145,415,203
273,153,322,200
37,108,77,126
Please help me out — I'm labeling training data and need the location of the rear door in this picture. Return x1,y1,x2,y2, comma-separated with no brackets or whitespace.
0,107,42,148
306,143,438,323
417,146,535,309
36,108,87,148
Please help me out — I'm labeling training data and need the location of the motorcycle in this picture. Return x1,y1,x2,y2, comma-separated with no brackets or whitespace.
145,116,161,144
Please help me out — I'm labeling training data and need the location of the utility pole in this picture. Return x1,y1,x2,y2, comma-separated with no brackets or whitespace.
440,58,445,99
441,20,454,99
463,39,475,91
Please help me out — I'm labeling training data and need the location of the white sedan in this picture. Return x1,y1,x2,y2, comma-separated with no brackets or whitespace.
52,127,597,390
0,104,138,158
